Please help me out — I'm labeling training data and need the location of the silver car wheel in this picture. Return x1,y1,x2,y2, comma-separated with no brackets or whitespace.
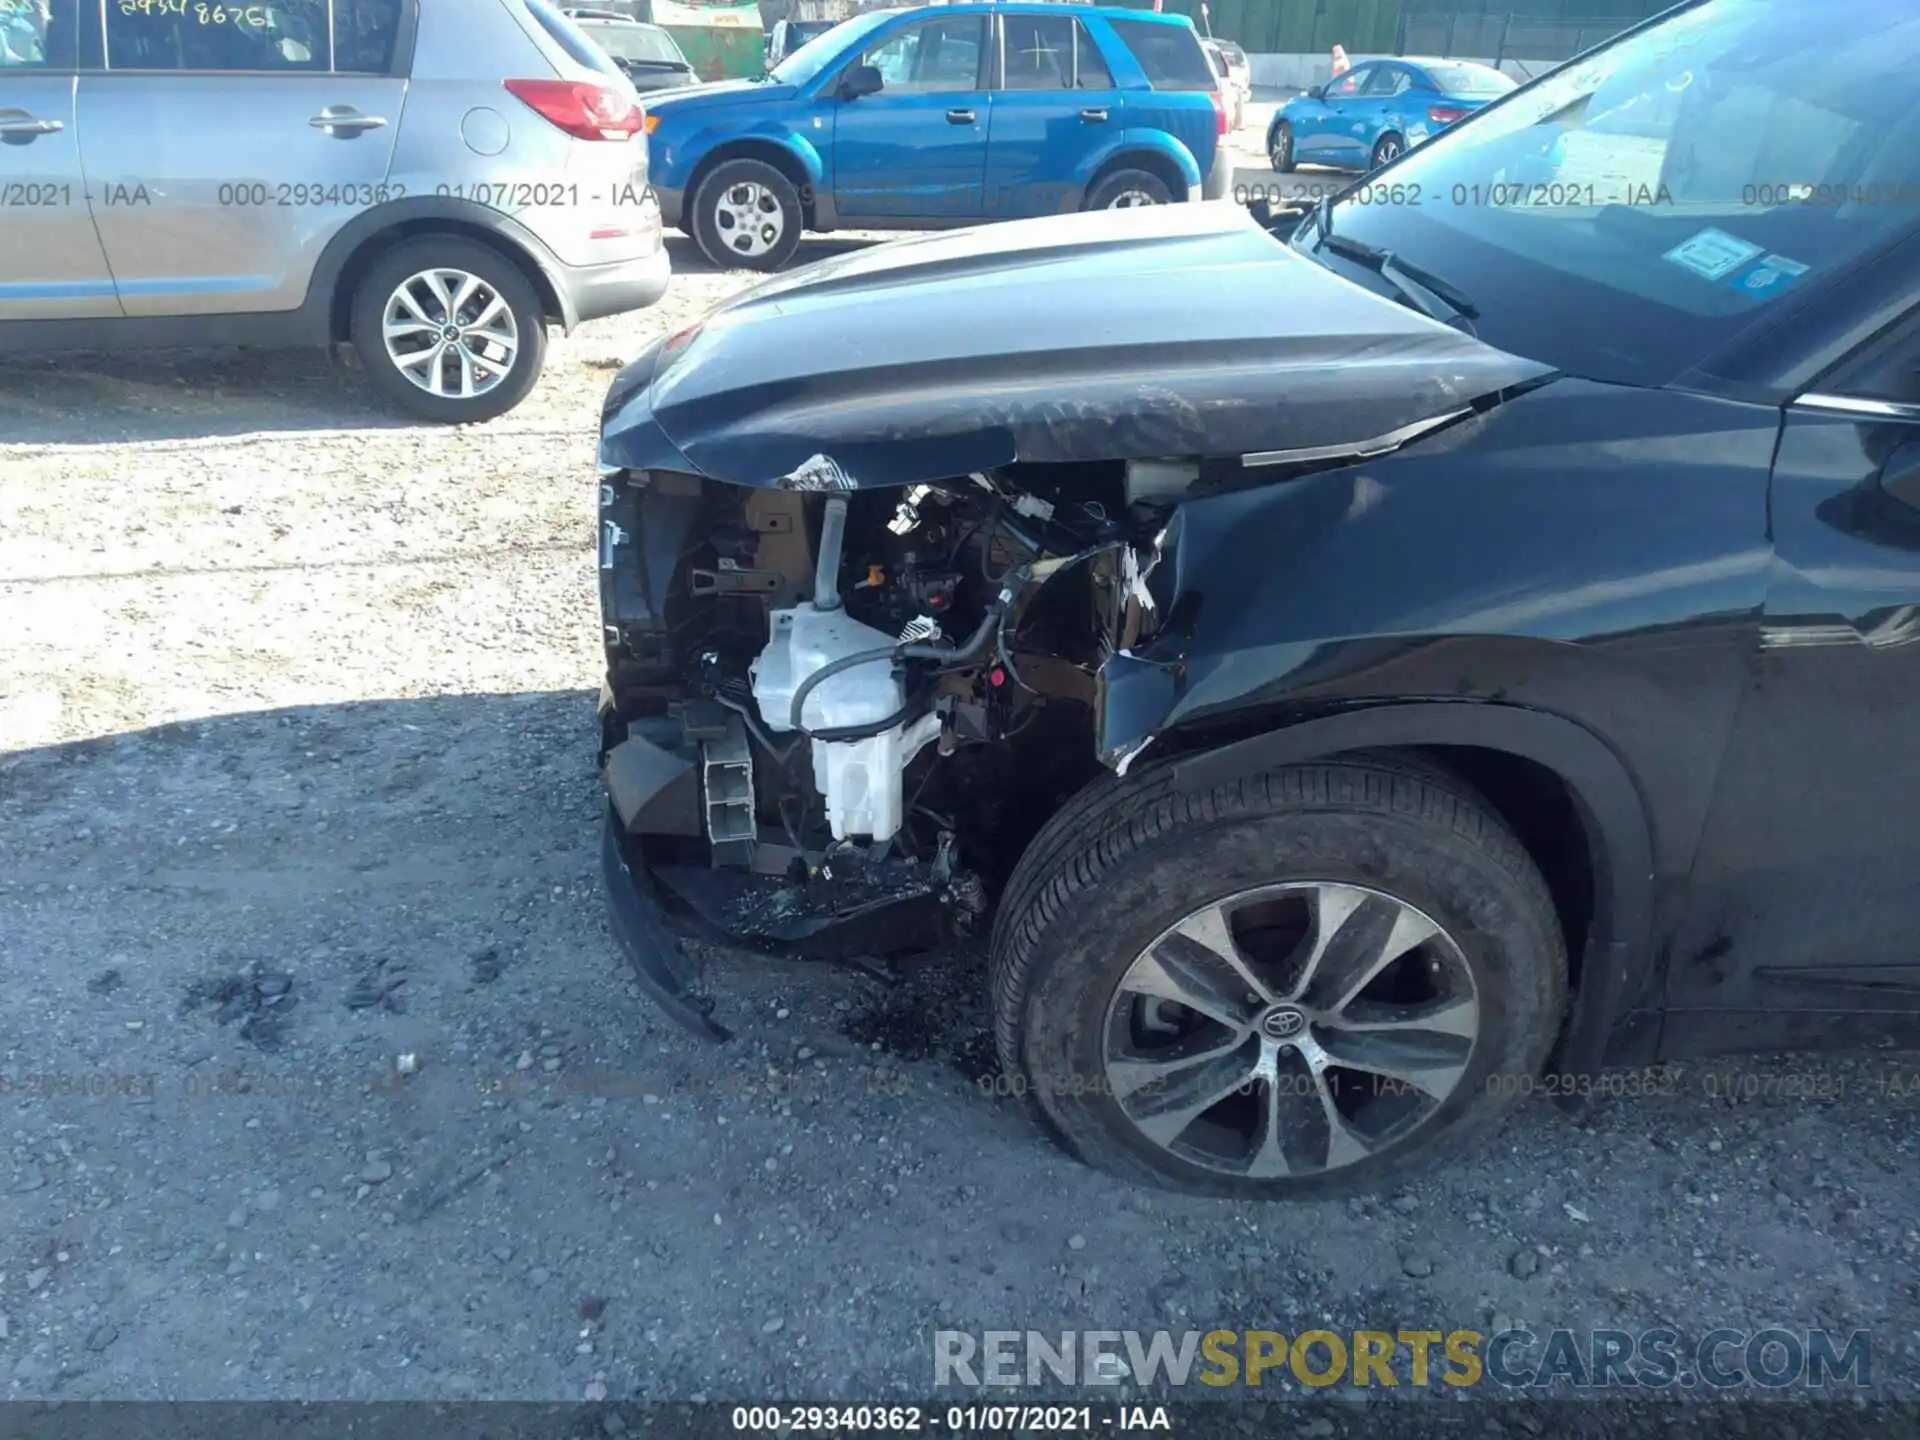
1374,136,1403,166
1105,188,1160,209
1102,881,1480,1178
713,181,785,258
382,268,520,401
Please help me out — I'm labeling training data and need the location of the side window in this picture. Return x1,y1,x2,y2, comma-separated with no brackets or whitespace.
1326,66,1368,99
1106,17,1213,91
1073,21,1110,89
333,0,403,74
1001,13,1070,92
1,0,67,67
104,0,330,71
860,15,982,93
1365,66,1410,97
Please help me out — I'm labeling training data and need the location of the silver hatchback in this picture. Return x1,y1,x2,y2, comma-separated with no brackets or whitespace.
0,0,670,421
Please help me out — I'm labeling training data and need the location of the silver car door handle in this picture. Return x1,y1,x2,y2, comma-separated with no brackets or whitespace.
0,115,64,135
1079,107,1108,122
309,109,389,133
945,108,975,124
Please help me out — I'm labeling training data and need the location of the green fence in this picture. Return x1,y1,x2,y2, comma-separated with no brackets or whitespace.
1149,0,1404,54
1167,0,1666,57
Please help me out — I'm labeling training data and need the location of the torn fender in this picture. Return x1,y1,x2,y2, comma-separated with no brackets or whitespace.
597,203,1555,488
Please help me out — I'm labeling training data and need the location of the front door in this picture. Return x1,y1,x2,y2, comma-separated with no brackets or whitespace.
0,0,118,320
1663,300,1920,1031
831,12,986,221
76,0,405,317
1294,63,1371,169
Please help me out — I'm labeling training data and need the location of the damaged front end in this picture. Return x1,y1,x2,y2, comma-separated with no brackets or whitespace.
593,203,1554,1038
597,456,1124,1037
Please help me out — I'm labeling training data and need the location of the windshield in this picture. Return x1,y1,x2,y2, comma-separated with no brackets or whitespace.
768,10,890,84
1306,0,1920,387
1422,62,1514,96
579,21,686,64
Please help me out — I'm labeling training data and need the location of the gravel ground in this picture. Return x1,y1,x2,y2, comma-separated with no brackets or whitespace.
2,206,1917,1417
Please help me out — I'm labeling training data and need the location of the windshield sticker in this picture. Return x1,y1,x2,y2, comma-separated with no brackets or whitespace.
1727,253,1810,299
1662,228,1765,281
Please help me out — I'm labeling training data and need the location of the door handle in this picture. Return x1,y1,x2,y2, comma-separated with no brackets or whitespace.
309,108,389,134
945,108,975,124
1079,107,1108,123
0,115,64,136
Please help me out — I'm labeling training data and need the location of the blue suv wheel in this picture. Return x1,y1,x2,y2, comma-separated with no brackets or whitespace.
691,159,804,272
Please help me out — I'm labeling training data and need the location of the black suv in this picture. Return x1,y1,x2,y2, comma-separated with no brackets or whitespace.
595,0,1920,1198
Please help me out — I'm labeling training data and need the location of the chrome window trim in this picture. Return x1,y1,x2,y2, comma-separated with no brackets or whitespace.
1794,392,1920,422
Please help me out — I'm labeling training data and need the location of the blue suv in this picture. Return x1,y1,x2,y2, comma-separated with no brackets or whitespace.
643,3,1232,270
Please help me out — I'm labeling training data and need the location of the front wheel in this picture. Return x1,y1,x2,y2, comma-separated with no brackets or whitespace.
349,236,547,424
1270,121,1295,173
690,158,803,272
989,753,1567,1199
1085,168,1173,210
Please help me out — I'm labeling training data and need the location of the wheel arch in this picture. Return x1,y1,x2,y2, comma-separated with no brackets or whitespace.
684,138,824,227
315,201,569,343
1083,132,1202,202
1158,701,1656,1089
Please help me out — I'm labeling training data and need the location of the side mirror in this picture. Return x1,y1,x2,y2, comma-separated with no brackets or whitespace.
1307,83,1325,100
840,63,883,99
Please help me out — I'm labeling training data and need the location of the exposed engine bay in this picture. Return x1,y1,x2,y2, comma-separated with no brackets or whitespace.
598,459,1184,976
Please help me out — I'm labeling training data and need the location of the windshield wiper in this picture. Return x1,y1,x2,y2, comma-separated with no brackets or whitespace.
1310,201,1480,328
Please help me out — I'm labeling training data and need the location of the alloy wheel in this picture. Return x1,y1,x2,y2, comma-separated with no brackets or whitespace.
381,268,519,401
1105,188,1161,209
1102,881,1479,1178
713,181,785,258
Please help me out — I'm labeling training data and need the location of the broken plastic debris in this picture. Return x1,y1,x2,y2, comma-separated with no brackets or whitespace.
395,1053,419,1076
775,454,858,492
1121,545,1155,613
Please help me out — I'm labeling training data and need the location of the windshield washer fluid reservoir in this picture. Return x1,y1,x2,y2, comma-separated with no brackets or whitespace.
751,603,903,734
751,603,934,844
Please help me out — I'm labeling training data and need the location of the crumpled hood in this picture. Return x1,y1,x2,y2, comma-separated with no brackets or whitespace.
599,202,1556,486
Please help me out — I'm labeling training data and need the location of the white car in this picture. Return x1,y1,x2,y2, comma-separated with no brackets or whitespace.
1203,37,1250,131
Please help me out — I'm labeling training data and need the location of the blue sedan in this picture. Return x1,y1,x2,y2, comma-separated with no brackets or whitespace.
1268,56,1515,172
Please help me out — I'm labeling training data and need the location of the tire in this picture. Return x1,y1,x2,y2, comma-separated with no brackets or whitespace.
690,158,803,272
349,236,547,424
989,751,1567,1199
1370,131,1405,170
1084,168,1174,210
1270,121,1295,173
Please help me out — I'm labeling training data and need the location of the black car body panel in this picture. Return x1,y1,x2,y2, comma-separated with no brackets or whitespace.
1103,377,1781,1068
598,204,1556,487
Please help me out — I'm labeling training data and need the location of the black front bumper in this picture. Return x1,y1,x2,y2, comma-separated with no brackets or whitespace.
600,805,731,1042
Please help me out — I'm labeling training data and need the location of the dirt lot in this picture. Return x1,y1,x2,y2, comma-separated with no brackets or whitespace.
2,211,1917,1416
